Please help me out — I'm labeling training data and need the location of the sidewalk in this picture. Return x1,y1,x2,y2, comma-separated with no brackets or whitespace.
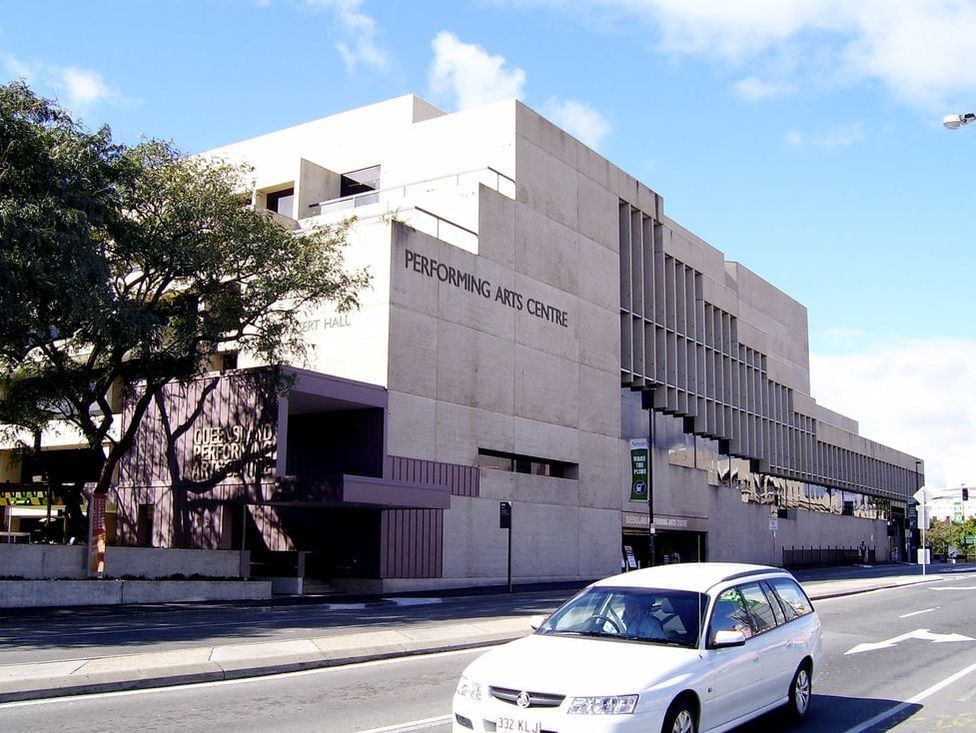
0,566,968,704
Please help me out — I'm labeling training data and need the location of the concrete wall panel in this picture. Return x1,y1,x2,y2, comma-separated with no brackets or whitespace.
514,346,578,428
387,392,438,460
514,204,579,295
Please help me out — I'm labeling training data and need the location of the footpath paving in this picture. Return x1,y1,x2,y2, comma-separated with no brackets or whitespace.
0,565,971,704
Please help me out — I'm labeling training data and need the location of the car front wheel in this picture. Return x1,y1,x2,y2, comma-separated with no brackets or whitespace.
787,663,812,720
662,698,697,733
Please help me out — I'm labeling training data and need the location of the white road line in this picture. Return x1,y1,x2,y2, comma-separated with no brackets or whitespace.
356,715,452,733
899,607,938,618
841,659,976,733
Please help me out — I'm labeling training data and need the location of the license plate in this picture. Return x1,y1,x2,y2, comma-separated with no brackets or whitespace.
495,715,541,733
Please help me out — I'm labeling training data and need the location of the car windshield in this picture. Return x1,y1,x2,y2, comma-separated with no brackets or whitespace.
537,586,706,648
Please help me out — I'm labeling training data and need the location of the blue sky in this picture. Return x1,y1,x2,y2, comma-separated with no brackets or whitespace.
3,0,974,488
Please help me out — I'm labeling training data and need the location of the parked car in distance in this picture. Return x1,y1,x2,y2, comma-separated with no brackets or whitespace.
453,562,822,733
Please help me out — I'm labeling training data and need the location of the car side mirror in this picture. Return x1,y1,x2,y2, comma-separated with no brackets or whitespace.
710,629,747,648
529,615,547,631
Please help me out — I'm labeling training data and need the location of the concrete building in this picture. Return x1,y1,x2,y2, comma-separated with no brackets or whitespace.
922,487,972,524
1,96,923,590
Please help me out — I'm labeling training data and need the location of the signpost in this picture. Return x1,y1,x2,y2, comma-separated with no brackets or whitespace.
499,501,512,593
913,487,928,575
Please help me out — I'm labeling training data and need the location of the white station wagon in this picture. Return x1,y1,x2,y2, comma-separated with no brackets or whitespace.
453,563,822,733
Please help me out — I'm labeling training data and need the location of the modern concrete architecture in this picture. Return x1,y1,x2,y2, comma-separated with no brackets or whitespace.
0,95,924,591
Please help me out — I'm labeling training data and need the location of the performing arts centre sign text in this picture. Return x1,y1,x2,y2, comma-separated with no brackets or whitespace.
404,248,570,328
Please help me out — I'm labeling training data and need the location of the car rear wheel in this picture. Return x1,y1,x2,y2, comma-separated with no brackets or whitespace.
787,663,812,720
662,698,697,733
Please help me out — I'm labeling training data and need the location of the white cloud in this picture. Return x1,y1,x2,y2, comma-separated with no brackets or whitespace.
59,67,115,108
542,97,611,149
307,0,389,73
810,337,976,490
3,55,119,112
511,0,976,108
428,31,526,110
785,122,863,150
785,129,805,147
3,54,37,82
733,76,791,101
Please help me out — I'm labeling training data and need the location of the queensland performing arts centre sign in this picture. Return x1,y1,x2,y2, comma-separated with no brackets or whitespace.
403,248,570,328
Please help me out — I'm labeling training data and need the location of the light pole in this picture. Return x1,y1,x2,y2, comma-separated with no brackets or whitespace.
943,113,976,129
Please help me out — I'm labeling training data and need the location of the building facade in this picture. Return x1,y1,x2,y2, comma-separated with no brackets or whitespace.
1,96,923,589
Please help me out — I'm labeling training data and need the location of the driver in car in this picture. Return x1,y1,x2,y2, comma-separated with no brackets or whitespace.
621,595,664,639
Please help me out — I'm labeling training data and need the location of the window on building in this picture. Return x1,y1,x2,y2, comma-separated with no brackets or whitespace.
266,187,295,216
477,449,578,479
340,165,380,198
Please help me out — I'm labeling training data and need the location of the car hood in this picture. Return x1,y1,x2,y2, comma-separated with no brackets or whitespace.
463,633,701,697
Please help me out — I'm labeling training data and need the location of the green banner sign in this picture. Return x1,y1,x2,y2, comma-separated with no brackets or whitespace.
629,439,649,501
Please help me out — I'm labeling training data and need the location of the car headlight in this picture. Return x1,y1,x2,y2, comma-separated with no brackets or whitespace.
568,695,638,714
455,675,482,700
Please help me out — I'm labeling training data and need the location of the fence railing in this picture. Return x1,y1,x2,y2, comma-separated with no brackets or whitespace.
312,166,516,217
783,545,876,568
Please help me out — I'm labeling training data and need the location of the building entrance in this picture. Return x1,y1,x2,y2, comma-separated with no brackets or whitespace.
621,529,707,569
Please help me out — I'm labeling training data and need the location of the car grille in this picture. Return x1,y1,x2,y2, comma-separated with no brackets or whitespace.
489,686,565,708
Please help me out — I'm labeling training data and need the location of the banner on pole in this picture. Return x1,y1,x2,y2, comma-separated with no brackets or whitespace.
88,493,107,577
629,439,649,501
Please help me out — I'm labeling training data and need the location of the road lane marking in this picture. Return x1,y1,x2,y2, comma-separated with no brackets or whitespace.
845,628,975,655
932,585,976,591
899,607,938,618
356,715,452,733
841,659,976,733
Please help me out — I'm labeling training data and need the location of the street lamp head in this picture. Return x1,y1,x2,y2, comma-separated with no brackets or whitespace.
943,112,976,129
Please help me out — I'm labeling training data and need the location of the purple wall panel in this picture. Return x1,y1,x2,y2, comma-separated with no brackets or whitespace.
118,369,278,492
380,508,443,578
387,455,479,497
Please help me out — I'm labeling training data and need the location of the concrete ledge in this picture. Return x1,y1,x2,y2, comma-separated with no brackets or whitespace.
0,579,272,608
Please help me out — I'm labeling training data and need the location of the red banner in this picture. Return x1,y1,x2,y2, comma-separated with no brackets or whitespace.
88,493,107,576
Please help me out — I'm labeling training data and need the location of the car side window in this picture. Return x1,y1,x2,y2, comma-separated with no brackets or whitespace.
767,578,813,621
761,581,786,626
738,582,777,633
709,588,754,641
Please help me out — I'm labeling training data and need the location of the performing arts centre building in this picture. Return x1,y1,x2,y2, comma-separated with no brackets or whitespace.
3,95,925,592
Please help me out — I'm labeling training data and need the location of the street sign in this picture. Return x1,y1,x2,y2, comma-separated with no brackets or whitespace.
499,501,512,529
768,517,779,532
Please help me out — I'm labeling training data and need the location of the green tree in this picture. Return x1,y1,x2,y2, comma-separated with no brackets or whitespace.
0,81,369,518
925,518,954,557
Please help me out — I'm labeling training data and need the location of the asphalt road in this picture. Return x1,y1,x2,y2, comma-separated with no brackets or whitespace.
2,568,974,732
0,564,954,667
0,588,577,666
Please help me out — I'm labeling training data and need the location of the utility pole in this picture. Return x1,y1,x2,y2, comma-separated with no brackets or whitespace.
647,409,656,566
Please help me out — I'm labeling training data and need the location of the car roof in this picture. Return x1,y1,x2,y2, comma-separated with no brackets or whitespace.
592,562,795,594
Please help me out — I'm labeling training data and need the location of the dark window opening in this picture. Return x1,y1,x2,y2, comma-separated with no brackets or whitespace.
477,449,577,479
340,165,381,198
266,187,295,216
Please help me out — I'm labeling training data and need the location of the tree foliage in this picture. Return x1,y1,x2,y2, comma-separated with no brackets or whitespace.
926,516,976,559
0,81,369,502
